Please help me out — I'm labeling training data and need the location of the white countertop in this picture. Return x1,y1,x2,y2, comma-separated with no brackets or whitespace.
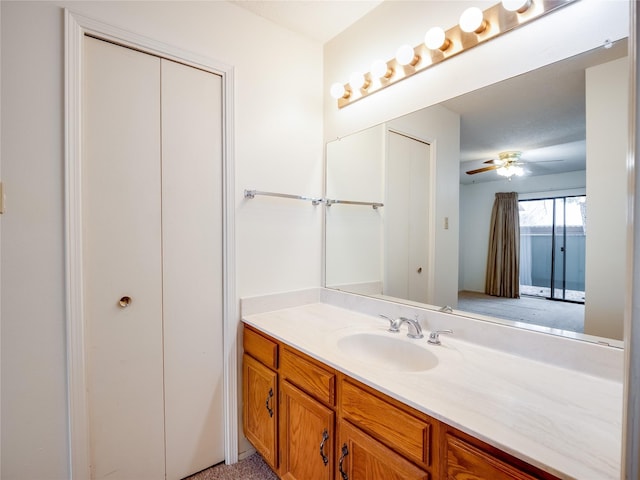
243,302,623,480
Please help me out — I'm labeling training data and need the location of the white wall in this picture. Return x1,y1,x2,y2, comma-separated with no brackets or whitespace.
326,125,384,290
0,2,322,478
585,56,629,340
459,171,587,292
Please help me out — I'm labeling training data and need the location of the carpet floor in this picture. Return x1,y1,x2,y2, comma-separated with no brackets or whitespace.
185,454,278,480
457,290,584,333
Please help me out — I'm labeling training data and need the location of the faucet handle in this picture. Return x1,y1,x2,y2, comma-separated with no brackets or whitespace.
428,329,453,345
379,314,401,333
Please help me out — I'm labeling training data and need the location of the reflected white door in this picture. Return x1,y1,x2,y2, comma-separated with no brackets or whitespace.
385,131,431,303
83,36,224,480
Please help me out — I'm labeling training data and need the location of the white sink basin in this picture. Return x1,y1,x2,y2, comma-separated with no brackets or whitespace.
336,332,438,372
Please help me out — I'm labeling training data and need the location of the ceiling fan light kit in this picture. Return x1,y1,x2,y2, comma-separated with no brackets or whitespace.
466,150,525,178
496,165,524,177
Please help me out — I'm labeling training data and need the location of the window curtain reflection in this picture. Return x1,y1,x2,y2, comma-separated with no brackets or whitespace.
485,192,520,298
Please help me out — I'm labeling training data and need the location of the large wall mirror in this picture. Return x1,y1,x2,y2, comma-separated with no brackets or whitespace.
325,39,628,345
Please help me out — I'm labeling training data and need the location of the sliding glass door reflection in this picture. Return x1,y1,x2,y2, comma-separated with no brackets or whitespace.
519,196,586,304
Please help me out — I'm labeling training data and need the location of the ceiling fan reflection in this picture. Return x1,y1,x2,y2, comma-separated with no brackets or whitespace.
465,150,562,178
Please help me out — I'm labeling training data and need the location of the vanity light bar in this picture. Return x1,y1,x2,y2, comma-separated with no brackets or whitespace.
331,0,576,109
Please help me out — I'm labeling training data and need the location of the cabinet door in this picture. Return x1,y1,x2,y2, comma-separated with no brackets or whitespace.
243,354,278,469
445,434,538,480
280,381,335,480
337,420,429,480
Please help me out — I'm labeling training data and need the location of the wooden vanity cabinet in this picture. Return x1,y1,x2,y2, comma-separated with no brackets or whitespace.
279,346,336,480
443,428,560,480
243,326,337,480
337,420,429,480
338,376,434,471
280,381,335,480
243,354,278,470
243,327,279,471
242,324,560,480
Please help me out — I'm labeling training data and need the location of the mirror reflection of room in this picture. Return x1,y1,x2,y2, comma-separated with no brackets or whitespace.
325,40,628,342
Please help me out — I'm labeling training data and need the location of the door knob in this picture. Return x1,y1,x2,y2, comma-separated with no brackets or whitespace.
118,296,132,308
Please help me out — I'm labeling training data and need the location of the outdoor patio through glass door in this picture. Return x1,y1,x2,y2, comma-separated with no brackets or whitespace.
519,196,586,303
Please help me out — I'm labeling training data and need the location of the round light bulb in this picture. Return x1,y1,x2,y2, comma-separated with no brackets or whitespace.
349,72,366,90
501,0,531,13
330,82,347,99
371,59,391,79
459,7,486,33
424,27,449,51
395,44,417,66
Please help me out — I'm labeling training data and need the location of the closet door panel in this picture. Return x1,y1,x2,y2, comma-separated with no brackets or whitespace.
83,37,165,479
161,59,224,479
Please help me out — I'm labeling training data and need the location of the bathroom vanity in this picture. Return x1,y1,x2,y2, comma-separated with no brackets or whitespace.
241,295,622,480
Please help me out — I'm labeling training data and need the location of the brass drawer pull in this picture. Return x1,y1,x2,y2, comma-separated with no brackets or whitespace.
319,429,329,466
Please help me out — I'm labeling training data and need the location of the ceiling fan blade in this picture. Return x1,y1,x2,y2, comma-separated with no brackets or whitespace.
466,165,500,175
483,159,500,164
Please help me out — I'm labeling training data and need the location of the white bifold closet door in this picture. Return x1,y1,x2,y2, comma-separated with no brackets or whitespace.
384,131,431,304
83,36,224,480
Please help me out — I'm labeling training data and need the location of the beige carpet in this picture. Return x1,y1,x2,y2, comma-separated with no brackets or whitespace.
185,453,278,480
457,290,584,333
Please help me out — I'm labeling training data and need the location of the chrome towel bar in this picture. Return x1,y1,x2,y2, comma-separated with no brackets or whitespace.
244,189,383,210
244,189,322,205
325,199,383,210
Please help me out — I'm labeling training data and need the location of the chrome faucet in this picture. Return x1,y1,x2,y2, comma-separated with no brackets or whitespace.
398,317,424,339
427,329,453,345
379,315,423,339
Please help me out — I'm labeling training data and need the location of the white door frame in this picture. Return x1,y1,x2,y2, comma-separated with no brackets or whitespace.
64,10,237,478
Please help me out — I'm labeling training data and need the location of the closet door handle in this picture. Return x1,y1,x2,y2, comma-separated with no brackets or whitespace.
319,429,329,466
118,296,132,308
265,388,274,418
338,443,349,480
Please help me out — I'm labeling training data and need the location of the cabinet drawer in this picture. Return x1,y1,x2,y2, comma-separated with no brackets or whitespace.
340,378,430,468
280,346,336,406
445,434,538,480
243,326,278,369
338,420,429,480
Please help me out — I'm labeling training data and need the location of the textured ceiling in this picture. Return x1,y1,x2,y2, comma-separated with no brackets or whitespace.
443,39,627,184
